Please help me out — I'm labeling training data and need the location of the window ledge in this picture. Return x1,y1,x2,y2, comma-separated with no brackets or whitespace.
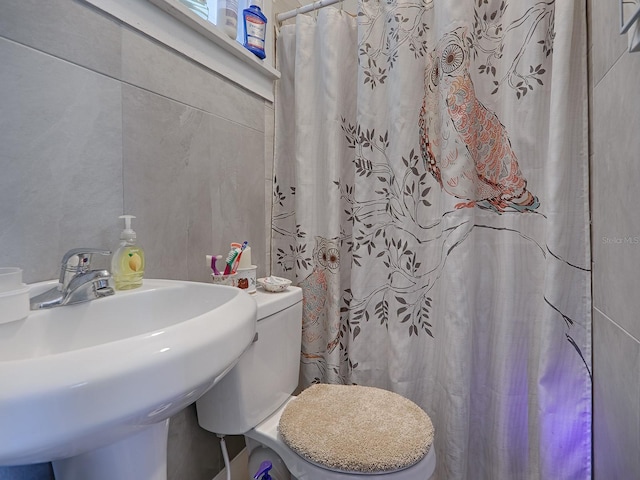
84,0,280,101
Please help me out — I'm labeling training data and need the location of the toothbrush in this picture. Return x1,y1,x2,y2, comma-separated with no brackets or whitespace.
227,242,243,273
231,241,249,273
206,255,223,275
223,247,240,275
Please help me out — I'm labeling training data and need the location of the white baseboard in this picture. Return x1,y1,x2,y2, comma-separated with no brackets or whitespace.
212,447,249,480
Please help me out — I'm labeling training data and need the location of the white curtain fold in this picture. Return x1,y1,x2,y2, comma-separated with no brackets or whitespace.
272,1,591,478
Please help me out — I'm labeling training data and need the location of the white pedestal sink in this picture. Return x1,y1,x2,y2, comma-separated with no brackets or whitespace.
0,279,257,480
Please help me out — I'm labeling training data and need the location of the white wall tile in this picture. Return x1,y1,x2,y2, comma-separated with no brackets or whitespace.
593,308,640,478
0,37,123,283
590,3,640,479
122,84,209,280
0,0,122,78
121,27,265,132
588,0,629,86
209,112,268,277
591,49,640,339
121,83,267,280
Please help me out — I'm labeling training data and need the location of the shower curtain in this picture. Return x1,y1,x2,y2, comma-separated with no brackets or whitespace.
272,1,591,478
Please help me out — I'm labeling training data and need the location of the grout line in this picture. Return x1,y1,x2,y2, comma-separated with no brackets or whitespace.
592,46,629,89
0,34,266,135
593,306,640,343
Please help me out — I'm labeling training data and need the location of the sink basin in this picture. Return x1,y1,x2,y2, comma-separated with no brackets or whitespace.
0,279,256,478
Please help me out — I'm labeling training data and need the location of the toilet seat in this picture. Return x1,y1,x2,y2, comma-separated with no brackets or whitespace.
246,397,436,480
279,384,433,474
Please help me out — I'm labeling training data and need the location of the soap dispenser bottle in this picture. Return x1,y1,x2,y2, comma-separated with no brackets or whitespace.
111,215,145,290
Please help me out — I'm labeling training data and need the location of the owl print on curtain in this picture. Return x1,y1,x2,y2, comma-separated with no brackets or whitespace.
274,0,590,383
298,236,346,384
419,27,540,213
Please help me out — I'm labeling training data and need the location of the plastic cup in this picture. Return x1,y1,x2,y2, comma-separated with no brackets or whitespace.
0,267,23,293
210,273,239,287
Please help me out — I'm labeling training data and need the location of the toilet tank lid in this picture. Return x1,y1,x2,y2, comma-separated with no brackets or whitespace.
254,285,302,321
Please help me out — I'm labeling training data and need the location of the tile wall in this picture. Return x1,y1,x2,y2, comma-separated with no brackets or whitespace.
588,0,640,477
0,1,274,479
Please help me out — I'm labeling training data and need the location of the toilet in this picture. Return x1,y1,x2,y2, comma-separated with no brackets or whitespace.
196,286,436,480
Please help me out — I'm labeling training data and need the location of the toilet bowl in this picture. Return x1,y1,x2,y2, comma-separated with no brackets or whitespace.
196,287,436,479
246,397,436,479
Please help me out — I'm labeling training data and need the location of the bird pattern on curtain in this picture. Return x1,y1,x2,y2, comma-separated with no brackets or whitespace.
273,0,588,383
272,0,590,478
419,26,540,213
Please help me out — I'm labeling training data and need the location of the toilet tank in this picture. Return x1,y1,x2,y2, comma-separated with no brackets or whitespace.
196,286,303,435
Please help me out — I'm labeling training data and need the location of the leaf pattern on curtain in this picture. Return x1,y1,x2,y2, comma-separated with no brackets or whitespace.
273,0,591,477
357,0,431,87
470,1,555,97
274,0,589,380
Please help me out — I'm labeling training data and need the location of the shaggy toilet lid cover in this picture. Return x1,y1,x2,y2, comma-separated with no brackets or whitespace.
278,384,434,473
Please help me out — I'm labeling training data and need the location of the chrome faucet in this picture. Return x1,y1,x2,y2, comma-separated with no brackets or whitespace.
30,248,115,310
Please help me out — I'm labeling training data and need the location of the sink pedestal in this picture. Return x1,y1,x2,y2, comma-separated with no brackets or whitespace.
51,421,169,480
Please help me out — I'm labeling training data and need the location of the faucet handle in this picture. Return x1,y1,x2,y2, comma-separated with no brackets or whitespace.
59,248,111,286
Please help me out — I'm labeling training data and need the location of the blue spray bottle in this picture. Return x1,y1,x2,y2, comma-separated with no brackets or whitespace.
242,0,267,59
253,460,273,480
